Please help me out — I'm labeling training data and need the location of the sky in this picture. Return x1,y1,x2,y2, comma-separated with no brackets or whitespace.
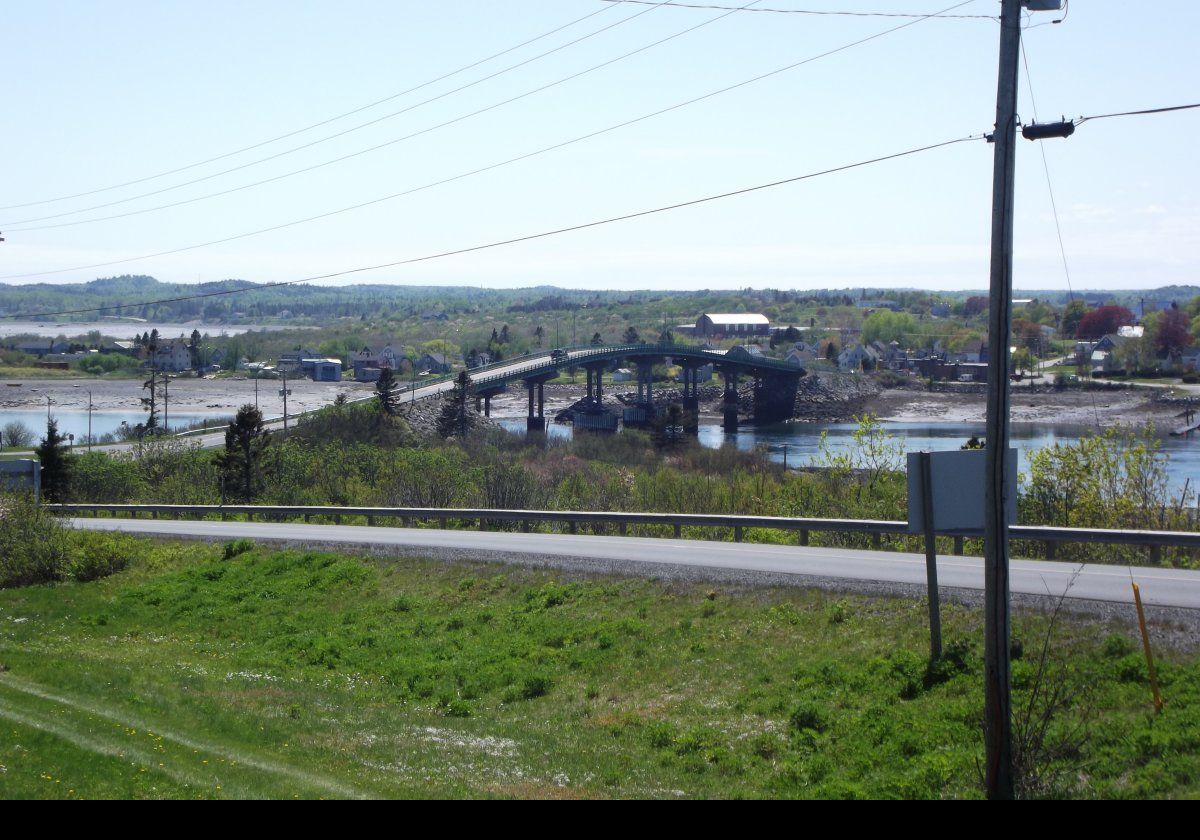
1,1,1197,293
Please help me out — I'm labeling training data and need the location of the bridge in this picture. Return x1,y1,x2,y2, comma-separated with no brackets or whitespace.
437,342,805,432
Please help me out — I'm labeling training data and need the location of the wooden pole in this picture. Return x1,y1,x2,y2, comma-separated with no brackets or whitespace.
919,452,943,660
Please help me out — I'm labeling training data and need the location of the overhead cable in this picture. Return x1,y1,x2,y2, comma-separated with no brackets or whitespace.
0,0,979,279
0,1,633,212
7,134,981,319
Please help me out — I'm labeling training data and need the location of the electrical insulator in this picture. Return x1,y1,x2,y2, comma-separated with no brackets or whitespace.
1022,120,1076,141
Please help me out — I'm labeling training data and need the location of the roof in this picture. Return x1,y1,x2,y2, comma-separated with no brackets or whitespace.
700,313,769,326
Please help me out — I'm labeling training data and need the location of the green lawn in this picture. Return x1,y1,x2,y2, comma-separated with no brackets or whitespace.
1,539,1197,799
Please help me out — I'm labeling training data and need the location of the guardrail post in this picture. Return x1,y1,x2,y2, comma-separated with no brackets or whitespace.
953,536,964,556
153,510,159,520
1150,544,1162,565
439,517,448,530
521,520,530,533
478,518,487,531
569,521,577,534
734,525,744,543
799,529,809,546
367,515,376,526
619,522,627,536
673,523,682,539
872,532,882,550
1045,540,1055,561
221,509,228,522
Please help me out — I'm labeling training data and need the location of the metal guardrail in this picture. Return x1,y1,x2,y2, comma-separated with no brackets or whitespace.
50,503,1200,561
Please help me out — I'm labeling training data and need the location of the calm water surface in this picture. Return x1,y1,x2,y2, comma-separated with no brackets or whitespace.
499,418,1200,493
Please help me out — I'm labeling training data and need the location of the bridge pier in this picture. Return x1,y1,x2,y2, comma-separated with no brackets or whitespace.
525,378,546,432
753,373,801,423
622,362,658,428
676,364,700,433
722,370,740,432
584,363,605,406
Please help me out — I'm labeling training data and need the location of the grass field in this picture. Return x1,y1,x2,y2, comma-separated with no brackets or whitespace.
1,538,1197,799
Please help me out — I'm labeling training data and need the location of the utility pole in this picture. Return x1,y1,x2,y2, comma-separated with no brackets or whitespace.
983,0,1027,800
281,371,290,433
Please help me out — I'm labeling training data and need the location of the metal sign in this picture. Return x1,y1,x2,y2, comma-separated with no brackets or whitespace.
0,459,41,502
907,449,1017,534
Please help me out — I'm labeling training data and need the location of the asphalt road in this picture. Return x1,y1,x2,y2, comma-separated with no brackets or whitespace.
69,517,1200,610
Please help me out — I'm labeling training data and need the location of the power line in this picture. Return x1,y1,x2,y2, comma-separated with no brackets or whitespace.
3,0,685,228
5,0,762,232
0,3,627,212
597,0,995,18
7,135,981,320
1076,102,1200,124
0,1,980,280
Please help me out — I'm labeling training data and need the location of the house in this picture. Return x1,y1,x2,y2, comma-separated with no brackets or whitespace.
785,341,818,367
467,351,493,369
694,313,770,338
1180,347,1200,372
871,340,908,371
949,340,987,364
784,349,811,367
612,368,634,383
418,353,451,374
15,339,69,357
278,348,320,374
145,339,192,372
838,343,880,372
311,359,343,382
352,344,400,381
726,344,764,361
930,303,951,318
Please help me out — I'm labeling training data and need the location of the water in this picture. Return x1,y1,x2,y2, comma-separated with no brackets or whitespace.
0,321,298,340
0,409,225,443
500,418,1200,494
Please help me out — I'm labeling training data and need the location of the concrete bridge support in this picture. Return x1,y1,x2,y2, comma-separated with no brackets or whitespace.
524,378,546,432
721,370,740,432
584,364,606,406
753,373,801,423
679,364,700,415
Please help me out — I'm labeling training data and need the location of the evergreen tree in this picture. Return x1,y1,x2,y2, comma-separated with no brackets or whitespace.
436,371,474,439
376,366,400,414
591,332,604,346
189,329,202,369
622,326,640,344
215,405,270,502
141,370,160,430
35,419,73,503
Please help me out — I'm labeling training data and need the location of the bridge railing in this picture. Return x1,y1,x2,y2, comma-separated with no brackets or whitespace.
49,503,1200,563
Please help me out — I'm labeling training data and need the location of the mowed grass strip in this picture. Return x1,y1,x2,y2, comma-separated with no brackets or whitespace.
1,536,1198,799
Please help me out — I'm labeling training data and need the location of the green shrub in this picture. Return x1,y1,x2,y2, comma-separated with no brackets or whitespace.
222,538,256,559
788,703,827,733
67,531,133,582
0,494,72,588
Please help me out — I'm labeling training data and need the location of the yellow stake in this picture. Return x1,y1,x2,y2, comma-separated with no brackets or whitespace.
1132,582,1164,713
